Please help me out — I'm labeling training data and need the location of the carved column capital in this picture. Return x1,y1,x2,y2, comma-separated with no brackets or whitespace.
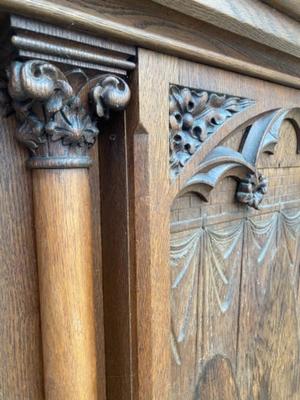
6,60,131,169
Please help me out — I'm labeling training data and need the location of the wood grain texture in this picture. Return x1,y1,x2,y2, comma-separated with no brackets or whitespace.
130,49,300,399
0,115,44,399
33,169,97,400
152,0,300,57
125,49,179,399
169,92,300,398
1,0,300,88
196,355,240,399
99,114,134,400
89,144,107,400
262,0,300,21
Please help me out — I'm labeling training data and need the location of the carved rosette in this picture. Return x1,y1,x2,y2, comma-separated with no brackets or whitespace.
6,60,130,168
236,173,268,210
169,85,254,177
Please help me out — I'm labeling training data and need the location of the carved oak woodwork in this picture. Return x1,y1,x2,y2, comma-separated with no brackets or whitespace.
0,3,300,400
7,60,130,168
169,85,254,177
0,13,134,400
170,83,300,398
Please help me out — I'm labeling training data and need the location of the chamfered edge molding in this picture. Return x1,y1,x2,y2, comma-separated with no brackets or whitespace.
0,0,300,89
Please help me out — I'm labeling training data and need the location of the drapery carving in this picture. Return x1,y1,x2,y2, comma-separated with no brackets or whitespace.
170,209,300,398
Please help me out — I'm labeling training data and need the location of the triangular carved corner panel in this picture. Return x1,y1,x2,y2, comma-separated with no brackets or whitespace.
169,85,255,178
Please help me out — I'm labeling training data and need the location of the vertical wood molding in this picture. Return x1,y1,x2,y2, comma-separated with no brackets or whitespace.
1,15,134,400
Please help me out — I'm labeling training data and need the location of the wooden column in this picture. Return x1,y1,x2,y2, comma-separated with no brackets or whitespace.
33,168,97,399
6,59,131,399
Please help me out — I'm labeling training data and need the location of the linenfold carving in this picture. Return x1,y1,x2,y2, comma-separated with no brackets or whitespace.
169,85,254,177
179,107,300,209
6,60,131,168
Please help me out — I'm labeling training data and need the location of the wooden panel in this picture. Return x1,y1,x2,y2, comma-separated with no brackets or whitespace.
125,49,300,399
0,114,44,398
170,103,300,399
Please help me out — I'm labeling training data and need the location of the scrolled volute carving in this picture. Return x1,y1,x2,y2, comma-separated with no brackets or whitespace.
6,60,131,168
8,60,98,156
236,173,268,210
91,75,131,119
169,85,254,177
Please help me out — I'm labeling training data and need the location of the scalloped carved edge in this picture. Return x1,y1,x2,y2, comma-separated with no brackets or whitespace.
180,108,300,209
169,85,255,178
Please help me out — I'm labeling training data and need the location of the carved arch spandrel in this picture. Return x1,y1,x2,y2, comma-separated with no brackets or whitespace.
169,107,300,199
175,108,300,209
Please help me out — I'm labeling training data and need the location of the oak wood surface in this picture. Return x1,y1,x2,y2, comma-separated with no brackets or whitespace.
0,114,44,399
1,0,300,88
89,145,107,400
126,48,300,399
99,115,135,400
33,169,97,400
262,0,300,21
125,49,179,399
152,0,300,57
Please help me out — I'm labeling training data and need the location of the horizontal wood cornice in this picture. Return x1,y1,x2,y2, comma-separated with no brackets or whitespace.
262,0,300,22
1,0,300,89
152,0,300,57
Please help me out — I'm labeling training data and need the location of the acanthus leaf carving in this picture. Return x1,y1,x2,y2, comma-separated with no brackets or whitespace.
8,60,98,155
169,85,255,178
6,60,131,168
45,96,98,147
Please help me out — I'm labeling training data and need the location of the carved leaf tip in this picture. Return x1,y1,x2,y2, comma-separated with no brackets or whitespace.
90,75,131,119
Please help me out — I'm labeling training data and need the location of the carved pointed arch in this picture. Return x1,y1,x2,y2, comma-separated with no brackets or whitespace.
178,107,300,208
241,108,300,164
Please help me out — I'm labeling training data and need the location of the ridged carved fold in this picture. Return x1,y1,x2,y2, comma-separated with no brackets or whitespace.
169,85,255,178
180,107,300,209
6,60,131,168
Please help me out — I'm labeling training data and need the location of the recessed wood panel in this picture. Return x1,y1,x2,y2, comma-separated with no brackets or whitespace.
170,115,300,399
